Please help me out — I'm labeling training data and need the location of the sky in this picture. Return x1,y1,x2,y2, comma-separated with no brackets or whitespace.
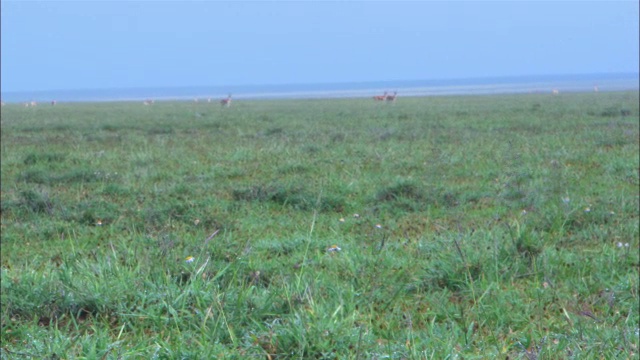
1,1,638,92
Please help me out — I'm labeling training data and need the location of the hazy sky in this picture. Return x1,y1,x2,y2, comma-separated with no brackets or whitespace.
1,1,638,92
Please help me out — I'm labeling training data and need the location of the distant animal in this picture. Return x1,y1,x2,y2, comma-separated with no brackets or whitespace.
51,100,57,106
552,89,559,95
373,91,388,101
143,99,154,105
220,94,232,107
385,91,398,103
30,101,37,107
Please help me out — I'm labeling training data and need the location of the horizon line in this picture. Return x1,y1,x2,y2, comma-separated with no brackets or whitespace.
2,71,638,95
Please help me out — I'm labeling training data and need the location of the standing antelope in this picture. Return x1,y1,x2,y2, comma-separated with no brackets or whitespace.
385,91,397,103
373,91,388,101
221,94,232,107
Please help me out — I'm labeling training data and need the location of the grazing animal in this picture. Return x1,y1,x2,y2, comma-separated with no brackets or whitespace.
221,94,232,107
385,91,398,103
143,99,154,105
373,91,388,101
552,89,559,95
30,101,37,107
51,100,57,106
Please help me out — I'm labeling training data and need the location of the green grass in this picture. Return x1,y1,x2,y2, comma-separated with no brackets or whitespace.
1,92,639,359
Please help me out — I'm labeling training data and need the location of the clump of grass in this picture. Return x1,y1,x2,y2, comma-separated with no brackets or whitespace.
278,163,309,175
231,183,345,212
600,106,632,117
71,200,120,226
258,114,273,122
19,189,56,214
18,169,52,184
101,183,130,197
373,179,460,214
232,183,289,202
418,259,484,293
375,180,425,202
100,124,119,132
505,221,544,261
147,126,174,135
141,201,190,226
56,169,108,184
23,152,66,165
373,127,397,141
18,168,113,185
261,127,284,136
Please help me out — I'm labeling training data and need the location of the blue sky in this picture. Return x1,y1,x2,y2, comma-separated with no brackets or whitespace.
1,1,638,92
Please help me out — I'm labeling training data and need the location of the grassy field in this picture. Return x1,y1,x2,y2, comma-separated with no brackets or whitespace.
1,91,638,359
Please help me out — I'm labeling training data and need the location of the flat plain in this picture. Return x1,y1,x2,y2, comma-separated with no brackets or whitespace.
1,91,638,359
